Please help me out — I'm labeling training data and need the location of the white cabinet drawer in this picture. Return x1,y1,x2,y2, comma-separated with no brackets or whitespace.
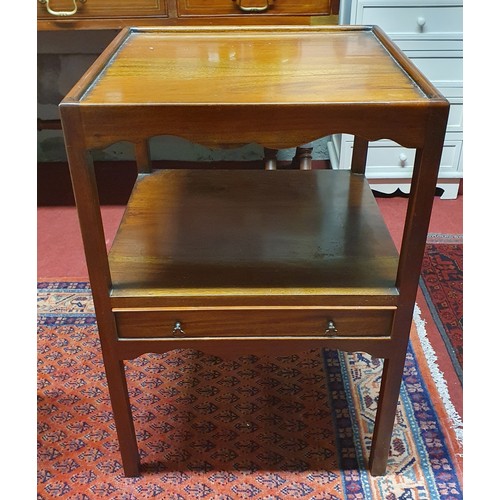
447,98,463,132
407,50,463,87
353,0,462,39
396,39,462,52
425,86,463,132
340,137,462,176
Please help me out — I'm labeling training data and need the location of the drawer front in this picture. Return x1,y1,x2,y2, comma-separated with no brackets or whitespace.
406,50,463,87
395,39,462,52
340,137,462,175
115,308,394,338
446,98,463,132
177,0,332,17
353,0,462,39
37,0,166,19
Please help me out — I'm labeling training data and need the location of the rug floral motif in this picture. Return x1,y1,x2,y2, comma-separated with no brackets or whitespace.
37,282,462,499
420,236,463,384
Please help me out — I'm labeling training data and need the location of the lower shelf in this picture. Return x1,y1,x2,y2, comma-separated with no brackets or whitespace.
108,169,400,308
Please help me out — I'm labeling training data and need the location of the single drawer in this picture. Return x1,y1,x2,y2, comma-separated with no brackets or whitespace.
353,0,462,39
37,0,166,19
115,308,394,338
406,50,463,87
177,0,332,17
435,87,462,132
340,137,462,175
446,98,463,132
395,39,462,52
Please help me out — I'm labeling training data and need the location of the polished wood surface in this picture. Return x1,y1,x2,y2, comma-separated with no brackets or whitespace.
37,0,338,30
60,25,449,477
83,30,425,105
178,0,332,17
108,170,399,307
115,307,395,338
37,0,166,19
65,26,444,151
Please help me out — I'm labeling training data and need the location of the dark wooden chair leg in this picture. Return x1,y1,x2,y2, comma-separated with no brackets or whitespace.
263,147,278,170
102,355,141,477
368,349,407,475
292,144,313,170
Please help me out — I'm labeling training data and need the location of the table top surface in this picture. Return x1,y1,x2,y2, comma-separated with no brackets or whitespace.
78,26,433,107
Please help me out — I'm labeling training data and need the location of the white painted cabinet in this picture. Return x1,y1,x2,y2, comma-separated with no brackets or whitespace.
330,0,463,198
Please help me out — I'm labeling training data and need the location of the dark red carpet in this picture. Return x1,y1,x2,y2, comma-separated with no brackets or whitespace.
420,241,463,384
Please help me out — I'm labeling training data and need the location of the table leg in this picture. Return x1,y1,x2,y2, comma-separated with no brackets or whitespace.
61,106,142,477
368,341,408,475
351,136,369,175
102,355,141,477
135,139,152,174
368,106,448,474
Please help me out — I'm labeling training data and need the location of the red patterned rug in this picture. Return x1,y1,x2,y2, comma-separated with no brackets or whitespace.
37,282,463,499
420,235,463,384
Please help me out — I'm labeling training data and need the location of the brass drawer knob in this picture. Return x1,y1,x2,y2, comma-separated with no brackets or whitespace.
172,321,186,337
325,320,337,336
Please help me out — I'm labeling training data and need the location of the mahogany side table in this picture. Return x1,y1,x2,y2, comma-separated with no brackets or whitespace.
59,25,449,477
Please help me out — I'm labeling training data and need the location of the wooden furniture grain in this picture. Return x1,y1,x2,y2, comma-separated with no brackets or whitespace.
37,1,337,168
60,25,449,477
37,0,339,30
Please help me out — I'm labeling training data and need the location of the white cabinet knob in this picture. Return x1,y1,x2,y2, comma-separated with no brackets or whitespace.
399,153,407,166
417,16,426,28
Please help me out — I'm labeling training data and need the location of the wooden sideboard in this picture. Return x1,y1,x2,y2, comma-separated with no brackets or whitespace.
37,0,339,30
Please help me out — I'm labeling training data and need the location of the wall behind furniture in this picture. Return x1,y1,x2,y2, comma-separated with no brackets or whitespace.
38,31,330,164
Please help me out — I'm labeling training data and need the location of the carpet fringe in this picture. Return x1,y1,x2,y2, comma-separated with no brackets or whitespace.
426,233,463,244
413,304,463,443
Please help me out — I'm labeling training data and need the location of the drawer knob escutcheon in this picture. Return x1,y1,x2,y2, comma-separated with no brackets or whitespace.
325,320,338,336
172,321,186,337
